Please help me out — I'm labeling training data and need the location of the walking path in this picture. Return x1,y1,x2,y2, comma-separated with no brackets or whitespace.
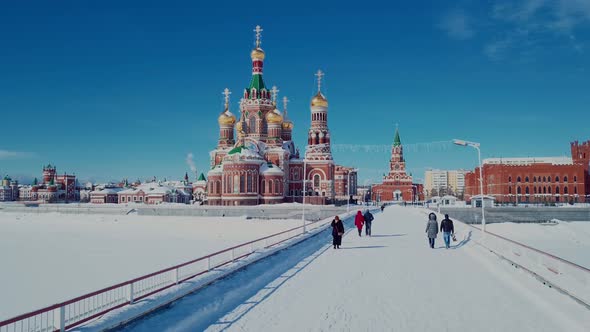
119,207,590,331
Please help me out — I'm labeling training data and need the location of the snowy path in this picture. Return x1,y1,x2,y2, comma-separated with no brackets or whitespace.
117,207,590,331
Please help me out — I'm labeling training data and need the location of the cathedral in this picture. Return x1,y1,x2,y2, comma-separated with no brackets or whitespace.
371,127,424,202
207,26,354,206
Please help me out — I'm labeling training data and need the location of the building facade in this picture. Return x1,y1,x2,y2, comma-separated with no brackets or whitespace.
206,26,352,206
0,176,18,201
371,127,424,202
424,169,468,198
464,140,590,204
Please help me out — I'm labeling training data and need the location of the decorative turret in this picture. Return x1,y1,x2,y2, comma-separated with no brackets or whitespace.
218,88,236,148
308,70,331,147
266,86,284,146
281,96,293,141
246,25,268,100
43,164,57,183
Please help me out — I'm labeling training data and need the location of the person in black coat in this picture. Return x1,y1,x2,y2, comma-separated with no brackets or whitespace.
440,214,455,249
363,210,374,236
331,216,345,249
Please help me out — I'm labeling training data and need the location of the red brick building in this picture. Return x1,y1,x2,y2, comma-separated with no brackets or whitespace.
464,140,590,204
371,128,424,202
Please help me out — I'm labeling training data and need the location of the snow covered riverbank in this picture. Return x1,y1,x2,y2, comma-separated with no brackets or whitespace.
0,212,303,320
486,221,590,268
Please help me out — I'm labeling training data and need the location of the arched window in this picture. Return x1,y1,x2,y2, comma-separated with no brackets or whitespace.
525,176,529,182
216,181,221,194
525,187,529,195
275,180,280,194
509,176,512,183
555,176,560,182
533,176,537,182
517,176,521,182
548,186,552,194
574,176,577,182
564,187,568,194
313,174,320,188
534,187,537,194
564,176,568,182
261,180,265,194
233,175,240,193
556,186,560,194
247,174,253,192
517,186,521,194
249,116,257,133
240,175,245,193
543,176,547,182
543,187,547,194
548,176,552,182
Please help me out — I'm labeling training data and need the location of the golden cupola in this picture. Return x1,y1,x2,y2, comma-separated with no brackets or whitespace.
311,69,328,107
266,108,283,124
218,88,236,126
311,91,328,107
282,96,293,130
251,48,265,61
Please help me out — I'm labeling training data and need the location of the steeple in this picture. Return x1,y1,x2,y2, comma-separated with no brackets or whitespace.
393,124,401,147
311,69,328,107
247,25,267,98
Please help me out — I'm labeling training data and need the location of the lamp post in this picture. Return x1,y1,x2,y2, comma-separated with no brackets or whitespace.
453,139,486,232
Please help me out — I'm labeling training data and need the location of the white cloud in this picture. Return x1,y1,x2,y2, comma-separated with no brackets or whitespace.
439,9,476,40
0,150,36,159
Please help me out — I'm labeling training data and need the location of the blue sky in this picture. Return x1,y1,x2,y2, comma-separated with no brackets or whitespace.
1,0,589,184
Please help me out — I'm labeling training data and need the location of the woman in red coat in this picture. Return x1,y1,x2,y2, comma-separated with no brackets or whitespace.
354,210,365,236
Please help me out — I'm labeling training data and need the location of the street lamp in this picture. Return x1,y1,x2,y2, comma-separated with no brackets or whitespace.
453,139,486,232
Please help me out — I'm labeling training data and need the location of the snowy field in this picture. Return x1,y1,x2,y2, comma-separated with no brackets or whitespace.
109,206,590,332
486,221,590,268
0,212,303,320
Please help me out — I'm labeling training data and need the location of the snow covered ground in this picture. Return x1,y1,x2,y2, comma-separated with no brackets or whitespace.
486,221,590,268
112,207,590,331
0,212,304,320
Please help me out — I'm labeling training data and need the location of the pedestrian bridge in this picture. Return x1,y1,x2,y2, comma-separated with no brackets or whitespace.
2,207,589,331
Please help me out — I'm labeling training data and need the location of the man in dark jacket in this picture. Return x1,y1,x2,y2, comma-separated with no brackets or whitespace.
440,214,455,249
363,210,374,236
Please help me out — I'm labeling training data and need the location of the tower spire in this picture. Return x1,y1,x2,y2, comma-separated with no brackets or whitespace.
393,125,401,147
248,25,266,96
254,25,263,49
283,96,289,114
223,88,231,109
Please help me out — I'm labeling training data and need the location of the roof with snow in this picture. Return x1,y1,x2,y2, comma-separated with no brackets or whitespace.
483,157,573,166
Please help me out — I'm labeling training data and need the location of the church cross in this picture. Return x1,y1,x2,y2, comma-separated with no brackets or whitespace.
222,88,231,107
315,70,324,92
270,85,279,103
283,96,289,111
254,25,263,48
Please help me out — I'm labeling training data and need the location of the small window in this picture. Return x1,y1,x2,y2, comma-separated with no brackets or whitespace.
533,176,537,182
525,187,529,195
555,176,559,182
564,187,568,194
543,176,547,182
509,176,512,183
525,176,529,182
517,186,521,194
548,186,552,194
517,176,521,182
556,186,560,194
574,176,577,182
548,176,552,182
534,187,537,194
564,176,568,182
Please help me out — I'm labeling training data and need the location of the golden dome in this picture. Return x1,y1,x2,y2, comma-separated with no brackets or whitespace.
236,121,242,132
251,47,265,61
218,110,236,126
266,108,283,124
311,91,328,107
282,121,293,130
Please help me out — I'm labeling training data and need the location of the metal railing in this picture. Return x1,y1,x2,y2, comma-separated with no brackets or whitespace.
468,224,590,308
0,212,354,332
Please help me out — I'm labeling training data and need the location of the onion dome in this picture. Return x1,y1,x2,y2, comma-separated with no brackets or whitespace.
282,120,293,130
266,108,283,124
218,109,236,126
251,47,265,61
311,91,328,107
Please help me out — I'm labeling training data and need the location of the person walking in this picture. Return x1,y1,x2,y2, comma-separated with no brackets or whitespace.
363,209,374,236
354,210,365,236
380,204,385,212
440,214,455,249
425,212,439,248
331,216,344,249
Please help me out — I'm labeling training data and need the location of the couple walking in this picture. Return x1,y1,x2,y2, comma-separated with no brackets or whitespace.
425,213,455,249
355,210,374,236
330,210,374,249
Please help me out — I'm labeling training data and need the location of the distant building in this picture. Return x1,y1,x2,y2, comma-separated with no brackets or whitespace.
192,173,207,203
334,166,358,201
424,169,468,198
464,140,590,204
117,182,191,205
0,176,18,201
90,187,124,204
371,127,424,202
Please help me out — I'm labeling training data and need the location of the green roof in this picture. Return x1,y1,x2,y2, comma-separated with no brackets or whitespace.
248,74,266,97
228,145,248,155
393,128,401,147
197,173,206,181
